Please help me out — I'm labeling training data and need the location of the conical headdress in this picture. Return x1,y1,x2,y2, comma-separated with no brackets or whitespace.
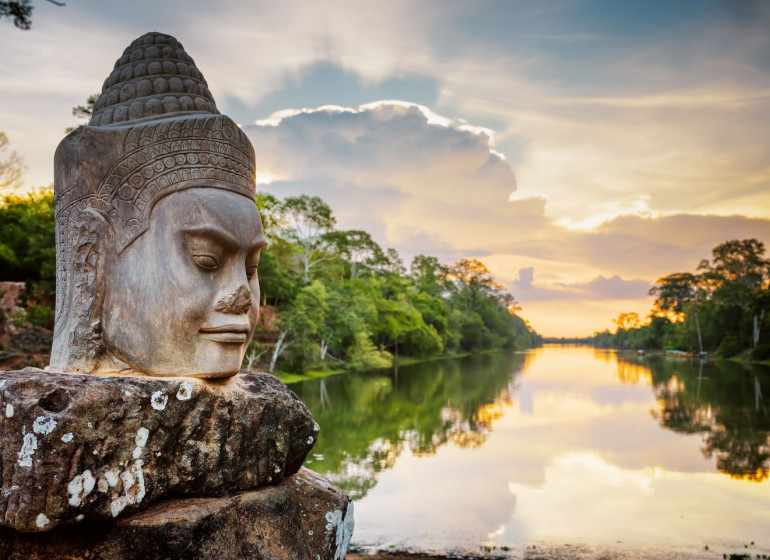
51,32,257,371
89,32,219,127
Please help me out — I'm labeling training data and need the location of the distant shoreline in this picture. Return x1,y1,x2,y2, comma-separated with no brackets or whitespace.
346,546,748,560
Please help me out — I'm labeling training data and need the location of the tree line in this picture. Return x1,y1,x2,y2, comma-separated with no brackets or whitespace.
580,239,770,361
0,188,541,372
250,193,540,373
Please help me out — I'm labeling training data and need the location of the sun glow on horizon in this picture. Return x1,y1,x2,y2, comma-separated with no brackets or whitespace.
521,297,656,338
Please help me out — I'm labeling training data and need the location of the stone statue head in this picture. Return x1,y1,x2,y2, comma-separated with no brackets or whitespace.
50,32,264,378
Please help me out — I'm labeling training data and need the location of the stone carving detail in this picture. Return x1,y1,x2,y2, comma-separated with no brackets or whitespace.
58,116,256,254
51,32,259,377
90,32,218,127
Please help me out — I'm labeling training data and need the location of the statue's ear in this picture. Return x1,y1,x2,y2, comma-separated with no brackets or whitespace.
75,208,115,292
78,206,114,324
51,206,115,372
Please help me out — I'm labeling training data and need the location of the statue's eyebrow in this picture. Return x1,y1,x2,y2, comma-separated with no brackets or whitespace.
182,225,265,252
251,233,267,252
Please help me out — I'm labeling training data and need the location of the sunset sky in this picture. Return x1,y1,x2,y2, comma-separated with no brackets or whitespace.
1,0,769,336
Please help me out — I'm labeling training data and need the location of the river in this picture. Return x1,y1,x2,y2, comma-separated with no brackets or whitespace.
290,345,770,559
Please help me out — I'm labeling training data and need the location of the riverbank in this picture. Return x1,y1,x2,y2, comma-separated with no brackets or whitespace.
274,348,511,384
346,547,750,560
347,545,761,560
275,346,770,386
615,347,770,367
348,551,507,560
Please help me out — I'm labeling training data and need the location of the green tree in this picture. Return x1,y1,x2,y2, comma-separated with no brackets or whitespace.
0,190,55,281
373,295,441,358
254,192,300,307
381,248,406,277
699,239,770,348
699,239,770,296
650,272,701,318
346,331,392,371
275,195,336,284
410,254,449,297
270,280,330,372
617,239,770,355
650,272,705,353
444,258,524,352
327,229,385,279
319,280,378,362
408,291,452,349
449,258,504,311
255,192,283,237
256,250,298,307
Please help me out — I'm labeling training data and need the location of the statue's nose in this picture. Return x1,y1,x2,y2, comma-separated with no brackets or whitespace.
214,285,252,315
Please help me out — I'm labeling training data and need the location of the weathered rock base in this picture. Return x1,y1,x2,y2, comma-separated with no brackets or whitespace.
0,368,317,531
0,468,354,560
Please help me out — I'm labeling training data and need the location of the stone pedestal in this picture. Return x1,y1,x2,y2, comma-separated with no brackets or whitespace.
0,368,318,531
0,467,354,560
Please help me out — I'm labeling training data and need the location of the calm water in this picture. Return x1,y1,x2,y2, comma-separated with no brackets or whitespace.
291,345,770,559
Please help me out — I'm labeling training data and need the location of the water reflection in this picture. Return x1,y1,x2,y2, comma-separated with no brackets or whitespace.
293,345,770,557
618,353,770,482
292,352,526,499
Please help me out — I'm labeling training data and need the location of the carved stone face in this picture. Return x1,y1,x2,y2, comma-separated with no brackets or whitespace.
101,188,265,378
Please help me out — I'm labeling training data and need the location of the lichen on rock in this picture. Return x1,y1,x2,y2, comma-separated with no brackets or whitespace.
0,367,317,532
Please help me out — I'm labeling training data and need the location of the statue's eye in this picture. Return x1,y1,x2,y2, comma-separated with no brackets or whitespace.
193,254,218,270
246,265,257,279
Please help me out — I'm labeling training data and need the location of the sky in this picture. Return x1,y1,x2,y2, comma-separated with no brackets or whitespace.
1,0,769,337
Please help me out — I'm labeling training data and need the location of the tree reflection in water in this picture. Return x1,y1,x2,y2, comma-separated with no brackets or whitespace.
291,352,527,499
617,354,770,482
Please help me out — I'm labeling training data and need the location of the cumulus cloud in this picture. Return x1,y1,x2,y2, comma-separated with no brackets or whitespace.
244,101,541,261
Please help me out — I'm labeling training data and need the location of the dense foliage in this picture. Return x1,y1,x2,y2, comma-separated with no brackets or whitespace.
577,239,770,359
0,190,56,329
0,190,55,282
253,193,540,373
0,132,56,331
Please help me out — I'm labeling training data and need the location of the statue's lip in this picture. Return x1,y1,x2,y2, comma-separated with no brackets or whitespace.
199,324,249,343
200,324,250,333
